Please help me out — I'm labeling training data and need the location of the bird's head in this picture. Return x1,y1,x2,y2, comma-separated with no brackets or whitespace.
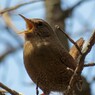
19,14,54,41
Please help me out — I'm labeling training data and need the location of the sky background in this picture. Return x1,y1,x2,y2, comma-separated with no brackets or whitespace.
0,0,95,95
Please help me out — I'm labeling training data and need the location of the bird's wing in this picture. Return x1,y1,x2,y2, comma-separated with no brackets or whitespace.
60,51,77,70
60,38,84,70
54,29,84,70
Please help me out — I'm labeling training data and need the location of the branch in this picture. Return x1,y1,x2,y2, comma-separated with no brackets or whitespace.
2,12,23,44
0,9,24,45
84,63,95,67
0,44,23,62
0,82,21,95
2,13,19,33
82,31,95,56
0,0,44,14
0,12,24,62
63,0,94,18
65,30,95,95
55,25,82,55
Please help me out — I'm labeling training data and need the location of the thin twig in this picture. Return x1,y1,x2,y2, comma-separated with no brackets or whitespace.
0,44,23,61
63,0,94,19
55,25,82,55
0,0,44,14
84,63,95,67
0,82,20,95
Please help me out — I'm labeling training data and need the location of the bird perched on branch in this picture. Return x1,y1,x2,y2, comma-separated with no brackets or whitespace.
19,14,82,95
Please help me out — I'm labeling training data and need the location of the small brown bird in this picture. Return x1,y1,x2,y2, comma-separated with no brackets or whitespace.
19,15,81,95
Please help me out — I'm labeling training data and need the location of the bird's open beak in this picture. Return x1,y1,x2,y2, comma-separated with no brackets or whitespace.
18,14,34,34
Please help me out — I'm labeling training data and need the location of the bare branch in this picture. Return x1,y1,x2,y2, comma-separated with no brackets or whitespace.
65,30,95,95
0,44,23,62
63,0,94,18
0,82,20,95
2,12,22,44
55,25,83,55
0,0,44,14
82,31,95,56
84,63,95,67
0,12,24,62
2,13,19,33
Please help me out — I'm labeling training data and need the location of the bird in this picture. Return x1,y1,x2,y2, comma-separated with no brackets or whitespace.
19,14,82,95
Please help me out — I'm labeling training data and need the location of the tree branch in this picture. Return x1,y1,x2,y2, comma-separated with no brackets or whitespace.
2,12,23,44
0,0,44,14
84,63,95,67
65,30,95,95
0,44,23,62
55,25,82,55
2,13,19,33
0,12,24,62
0,82,20,95
63,0,94,18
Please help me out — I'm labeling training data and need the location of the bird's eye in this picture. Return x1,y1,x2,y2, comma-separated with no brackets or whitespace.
37,22,43,27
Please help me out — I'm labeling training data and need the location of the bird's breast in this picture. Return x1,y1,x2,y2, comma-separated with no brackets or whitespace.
24,40,55,73
24,40,58,84
24,40,50,58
